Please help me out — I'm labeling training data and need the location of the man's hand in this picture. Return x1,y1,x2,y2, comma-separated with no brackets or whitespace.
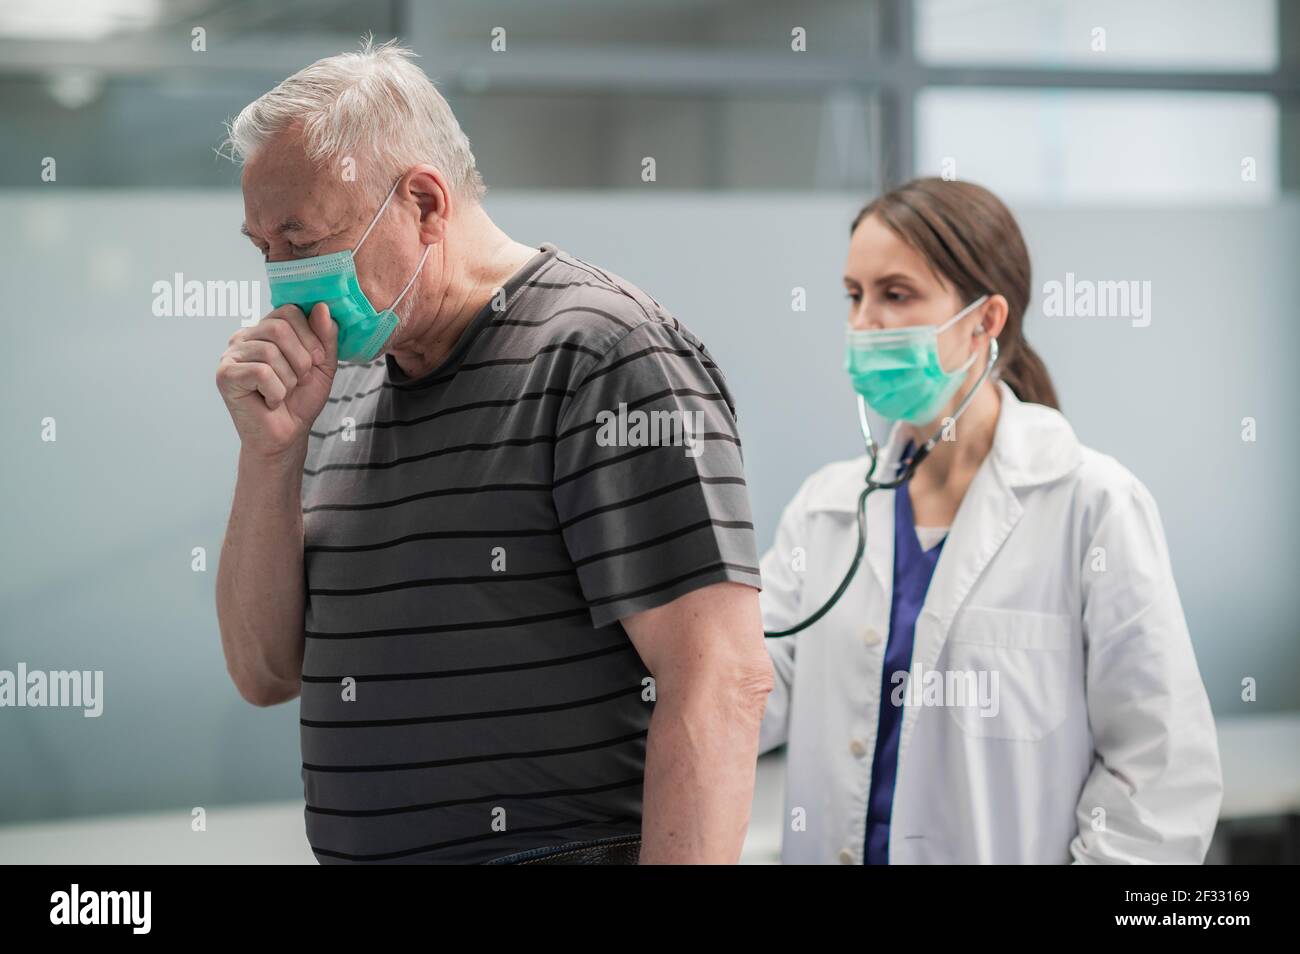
216,302,338,458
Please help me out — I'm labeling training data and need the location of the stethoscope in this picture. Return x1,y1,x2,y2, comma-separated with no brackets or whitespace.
763,333,1000,639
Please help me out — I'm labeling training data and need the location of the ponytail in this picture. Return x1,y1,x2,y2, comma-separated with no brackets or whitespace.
999,340,1059,410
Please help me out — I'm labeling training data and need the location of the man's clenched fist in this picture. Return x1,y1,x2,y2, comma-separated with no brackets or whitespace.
216,302,338,459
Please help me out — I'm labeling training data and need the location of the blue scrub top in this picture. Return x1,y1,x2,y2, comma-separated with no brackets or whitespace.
865,442,945,865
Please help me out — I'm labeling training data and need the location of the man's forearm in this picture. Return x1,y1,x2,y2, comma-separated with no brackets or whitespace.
215,446,309,706
638,668,770,863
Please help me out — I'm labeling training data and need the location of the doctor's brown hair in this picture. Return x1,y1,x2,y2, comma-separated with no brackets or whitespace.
851,177,1059,410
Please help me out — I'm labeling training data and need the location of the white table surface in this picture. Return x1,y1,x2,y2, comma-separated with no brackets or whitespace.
1214,712,1300,819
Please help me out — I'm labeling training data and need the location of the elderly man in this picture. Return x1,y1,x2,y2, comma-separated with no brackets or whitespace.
213,39,771,865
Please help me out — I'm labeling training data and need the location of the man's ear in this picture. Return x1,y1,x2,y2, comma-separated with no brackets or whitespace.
405,166,451,245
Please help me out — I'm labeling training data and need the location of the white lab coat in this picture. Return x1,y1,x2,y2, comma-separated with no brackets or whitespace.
758,380,1222,864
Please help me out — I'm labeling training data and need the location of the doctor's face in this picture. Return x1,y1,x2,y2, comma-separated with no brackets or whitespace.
843,213,979,375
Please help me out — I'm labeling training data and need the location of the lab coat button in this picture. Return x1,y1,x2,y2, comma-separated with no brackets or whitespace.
849,738,868,758
838,849,855,864
863,627,882,646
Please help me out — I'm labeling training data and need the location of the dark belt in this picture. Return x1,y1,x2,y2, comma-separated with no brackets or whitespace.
483,833,641,865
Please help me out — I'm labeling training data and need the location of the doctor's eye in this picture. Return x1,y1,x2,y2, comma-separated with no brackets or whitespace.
844,291,862,304
290,241,322,256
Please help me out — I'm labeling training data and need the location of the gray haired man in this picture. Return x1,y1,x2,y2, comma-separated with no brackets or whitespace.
213,39,772,864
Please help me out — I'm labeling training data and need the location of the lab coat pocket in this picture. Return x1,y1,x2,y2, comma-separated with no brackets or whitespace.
941,606,1072,742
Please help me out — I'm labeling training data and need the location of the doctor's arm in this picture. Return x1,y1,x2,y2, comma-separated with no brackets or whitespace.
1069,482,1223,864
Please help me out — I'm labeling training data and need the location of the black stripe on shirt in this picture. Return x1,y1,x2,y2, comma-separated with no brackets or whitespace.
302,729,648,774
300,684,644,729
304,526,563,554
310,814,641,862
576,344,720,391
301,482,552,514
300,642,633,684
570,519,754,568
555,385,733,443
304,605,592,639
307,775,644,818
310,388,573,439
308,567,574,597
304,435,557,477
556,475,748,530
585,561,761,608
552,434,742,487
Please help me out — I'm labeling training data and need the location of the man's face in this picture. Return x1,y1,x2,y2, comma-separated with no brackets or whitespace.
240,127,414,314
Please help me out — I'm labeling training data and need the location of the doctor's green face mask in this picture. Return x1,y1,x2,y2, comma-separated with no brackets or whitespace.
264,178,432,362
845,294,989,424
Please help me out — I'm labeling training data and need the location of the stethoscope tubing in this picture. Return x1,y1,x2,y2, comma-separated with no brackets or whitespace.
763,335,1000,639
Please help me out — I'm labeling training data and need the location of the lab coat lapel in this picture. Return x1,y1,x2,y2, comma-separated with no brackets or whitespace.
896,387,1026,758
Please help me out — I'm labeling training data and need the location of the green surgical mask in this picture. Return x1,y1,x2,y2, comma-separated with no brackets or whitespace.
845,294,988,424
264,179,431,362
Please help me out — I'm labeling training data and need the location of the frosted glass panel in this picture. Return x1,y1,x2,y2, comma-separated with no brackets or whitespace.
917,0,1278,71
916,89,1279,205
2,191,1297,824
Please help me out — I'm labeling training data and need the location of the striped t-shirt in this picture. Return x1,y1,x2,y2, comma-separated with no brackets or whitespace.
298,242,761,863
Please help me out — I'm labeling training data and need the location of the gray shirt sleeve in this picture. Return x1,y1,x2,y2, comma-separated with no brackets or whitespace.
551,319,762,628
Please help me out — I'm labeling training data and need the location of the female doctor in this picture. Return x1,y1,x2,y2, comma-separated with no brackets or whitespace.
758,178,1223,864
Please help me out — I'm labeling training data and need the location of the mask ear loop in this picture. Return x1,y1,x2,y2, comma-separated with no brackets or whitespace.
936,292,990,375
893,294,998,482
936,293,990,334
388,243,432,314
351,176,431,318
353,178,403,255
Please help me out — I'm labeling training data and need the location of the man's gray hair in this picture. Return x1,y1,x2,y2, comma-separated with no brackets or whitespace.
224,36,485,202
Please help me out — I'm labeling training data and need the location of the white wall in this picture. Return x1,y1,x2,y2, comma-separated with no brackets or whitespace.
1,190,1296,822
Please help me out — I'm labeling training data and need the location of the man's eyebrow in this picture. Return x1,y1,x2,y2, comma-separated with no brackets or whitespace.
239,219,308,238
